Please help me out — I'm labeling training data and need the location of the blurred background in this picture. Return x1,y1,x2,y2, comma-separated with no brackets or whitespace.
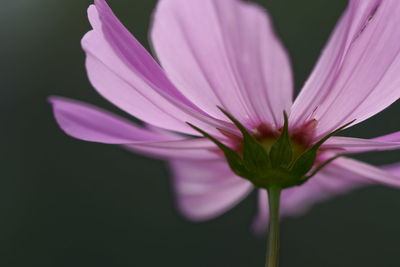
2,0,400,266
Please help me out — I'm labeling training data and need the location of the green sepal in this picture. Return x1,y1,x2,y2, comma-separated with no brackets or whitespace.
299,154,344,184
218,107,270,172
290,120,355,177
269,112,293,168
187,123,249,177
188,113,353,190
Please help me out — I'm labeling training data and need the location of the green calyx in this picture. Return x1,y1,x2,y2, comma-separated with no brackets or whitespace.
188,108,354,190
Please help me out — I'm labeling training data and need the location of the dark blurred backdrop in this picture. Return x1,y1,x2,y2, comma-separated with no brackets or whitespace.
2,0,400,266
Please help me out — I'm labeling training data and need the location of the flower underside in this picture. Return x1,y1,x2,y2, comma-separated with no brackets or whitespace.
189,108,354,190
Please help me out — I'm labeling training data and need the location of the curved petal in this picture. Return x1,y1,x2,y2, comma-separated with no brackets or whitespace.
324,131,400,153
83,1,231,136
252,190,268,233
125,138,220,160
332,157,400,187
252,158,400,233
374,131,400,142
291,0,400,138
49,96,166,144
170,160,253,221
382,162,400,174
49,97,219,159
151,0,293,128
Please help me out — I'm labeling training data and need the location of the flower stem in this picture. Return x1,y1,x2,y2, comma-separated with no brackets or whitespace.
265,187,281,267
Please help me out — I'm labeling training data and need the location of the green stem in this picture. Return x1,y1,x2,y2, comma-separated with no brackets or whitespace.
265,187,281,267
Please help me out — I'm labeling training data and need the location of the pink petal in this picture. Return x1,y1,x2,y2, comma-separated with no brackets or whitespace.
49,96,165,144
83,1,231,136
252,190,269,233
382,162,400,174
324,131,400,153
151,0,293,128
252,158,400,233
374,131,400,142
333,157,400,187
170,160,253,221
125,138,220,160
291,1,400,137
49,97,219,159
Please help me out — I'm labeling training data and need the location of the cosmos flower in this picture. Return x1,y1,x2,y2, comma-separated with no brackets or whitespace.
50,0,400,233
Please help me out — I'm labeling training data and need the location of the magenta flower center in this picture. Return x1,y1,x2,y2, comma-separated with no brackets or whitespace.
222,119,319,160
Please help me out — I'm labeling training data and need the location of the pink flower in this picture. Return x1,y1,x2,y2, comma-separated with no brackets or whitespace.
50,0,400,232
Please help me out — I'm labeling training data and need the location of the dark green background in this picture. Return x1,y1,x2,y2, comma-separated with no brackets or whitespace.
2,0,400,266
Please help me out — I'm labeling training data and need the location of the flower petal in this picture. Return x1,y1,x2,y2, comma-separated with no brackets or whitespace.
382,162,400,174
126,137,220,160
49,96,166,144
332,157,400,187
151,0,293,127
170,160,253,221
324,131,400,153
291,0,400,137
49,97,219,159
252,190,269,233
83,1,231,136
126,123,226,160
252,158,400,233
